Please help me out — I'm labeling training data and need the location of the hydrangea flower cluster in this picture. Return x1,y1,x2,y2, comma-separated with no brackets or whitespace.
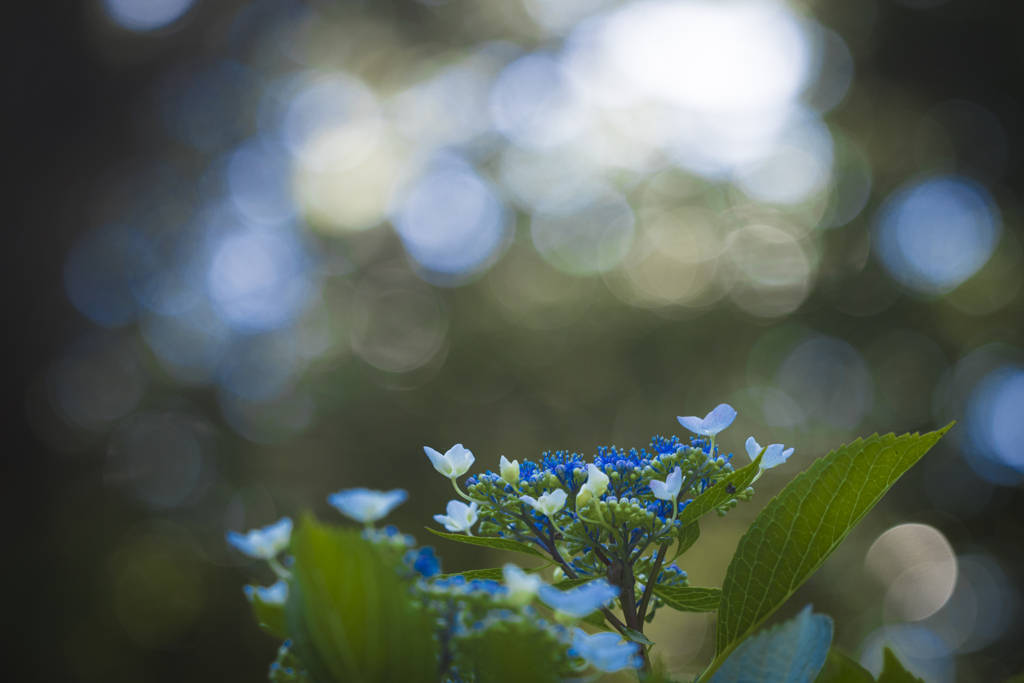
225,404,794,681
426,405,792,634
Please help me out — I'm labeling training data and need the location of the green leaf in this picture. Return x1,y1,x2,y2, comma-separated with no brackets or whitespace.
426,528,549,559
554,576,598,590
654,586,722,613
876,648,925,683
250,593,288,640
678,453,763,527
711,605,833,683
622,626,655,646
710,426,951,675
455,618,575,683
287,516,438,683
814,649,876,683
581,610,609,630
672,522,701,560
438,564,551,582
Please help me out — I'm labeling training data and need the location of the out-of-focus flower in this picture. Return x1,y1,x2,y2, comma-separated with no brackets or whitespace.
503,564,542,605
244,580,289,605
570,629,642,672
649,466,683,501
537,578,618,618
226,517,293,559
405,546,441,577
327,488,408,523
678,404,737,437
434,499,479,534
520,489,568,516
425,444,476,479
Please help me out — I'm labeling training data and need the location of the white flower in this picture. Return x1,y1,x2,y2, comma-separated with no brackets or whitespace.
649,466,683,501
327,488,408,523
746,437,794,470
226,517,292,559
499,456,520,486
677,404,737,437
424,444,476,479
576,463,609,508
434,499,479,533
503,564,542,605
520,489,568,516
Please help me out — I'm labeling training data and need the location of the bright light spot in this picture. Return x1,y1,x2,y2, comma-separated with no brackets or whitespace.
499,145,605,215
859,624,954,683
531,192,635,276
866,524,958,622
964,366,1024,484
206,231,314,333
490,53,586,150
298,138,399,233
116,411,204,508
874,175,1001,295
775,336,872,429
392,160,509,279
600,0,811,112
102,0,196,32
282,75,382,172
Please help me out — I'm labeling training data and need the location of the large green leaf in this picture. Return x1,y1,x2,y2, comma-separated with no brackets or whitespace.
672,522,701,560
814,649,875,683
654,586,722,613
678,453,763,527
705,427,950,681
456,618,575,683
710,605,833,683
286,517,438,683
426,528,549,559
876,648,925,683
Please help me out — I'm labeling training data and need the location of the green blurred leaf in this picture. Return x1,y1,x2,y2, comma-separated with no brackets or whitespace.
456,619,574,683
622,626,655,646
710,605,833,683
581,610,609,629
876,648,925,683
439,564,550,581
287,516,438,683
710,426,951,676
250,593,288,640
678,453,763,527
814,649,876,683
554,576,598,590
654,586,722,612
426,528,549,559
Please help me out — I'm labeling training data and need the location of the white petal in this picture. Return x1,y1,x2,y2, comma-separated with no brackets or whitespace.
424,446,452,476
544,489,568,513
445,444,475,477
665,467,683,498
677,415,706,435
649,479,671,500
745,437,761,460
584,463,610,496
700,404,737,435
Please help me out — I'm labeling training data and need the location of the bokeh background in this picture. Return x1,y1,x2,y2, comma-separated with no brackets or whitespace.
5,0,1024,681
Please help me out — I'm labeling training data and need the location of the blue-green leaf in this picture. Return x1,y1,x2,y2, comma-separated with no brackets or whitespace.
710,605,833,683
426,528,549,559
678,454,763,527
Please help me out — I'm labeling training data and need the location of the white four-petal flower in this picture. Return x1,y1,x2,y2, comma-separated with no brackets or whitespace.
649,466,683,501
520,489,568,516
434,499,479,533
327,488,408,523
746,437,794,470
677,404,737,437
424,444,476,479
226,517,293,559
